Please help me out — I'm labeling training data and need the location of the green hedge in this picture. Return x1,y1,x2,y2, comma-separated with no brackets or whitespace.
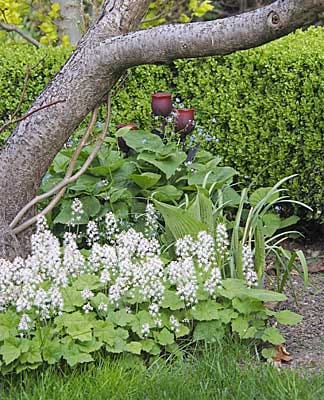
1,27,324,221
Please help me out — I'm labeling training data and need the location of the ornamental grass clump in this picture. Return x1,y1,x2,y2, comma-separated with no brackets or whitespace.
0,207,303,373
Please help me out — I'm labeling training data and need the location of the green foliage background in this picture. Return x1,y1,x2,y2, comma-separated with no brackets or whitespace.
1,27,324,220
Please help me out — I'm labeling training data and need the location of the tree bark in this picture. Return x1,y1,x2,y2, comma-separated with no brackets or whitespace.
0,0,323,259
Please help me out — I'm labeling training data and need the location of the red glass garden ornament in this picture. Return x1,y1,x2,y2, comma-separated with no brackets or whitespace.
151,93,173,117
175,108,195,136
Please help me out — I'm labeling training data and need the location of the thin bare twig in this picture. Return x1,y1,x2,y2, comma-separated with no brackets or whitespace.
0,99,66,134
11,96,111,235
0,21,41,48
10,65,31,122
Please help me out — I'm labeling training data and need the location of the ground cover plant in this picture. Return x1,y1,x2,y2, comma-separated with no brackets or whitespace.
0,94,308,375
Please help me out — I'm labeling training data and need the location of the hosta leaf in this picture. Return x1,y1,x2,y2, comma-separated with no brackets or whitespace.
249,187,279,207
122,130,164,153
275,310,303,326
153,185,183,202
190,300,223,321
188,167,236,186
80,196,101,217
138,152,187,179
154,200,207,239
188,190,214,235
193,320,225,342
129,172,161,189
262,213,281,237
261,327,285,345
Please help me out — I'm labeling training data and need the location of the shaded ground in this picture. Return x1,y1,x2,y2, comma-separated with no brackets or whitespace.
267,234,324,372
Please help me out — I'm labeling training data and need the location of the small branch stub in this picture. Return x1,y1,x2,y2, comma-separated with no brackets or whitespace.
268,11,281,28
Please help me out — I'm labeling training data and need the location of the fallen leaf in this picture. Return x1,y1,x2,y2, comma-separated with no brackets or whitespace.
273,345,293,363
308,262,324,273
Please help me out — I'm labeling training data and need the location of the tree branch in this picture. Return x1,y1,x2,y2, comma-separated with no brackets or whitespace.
99,0,324,68
0,99,66,134
11,98,111,235
0,21,41,48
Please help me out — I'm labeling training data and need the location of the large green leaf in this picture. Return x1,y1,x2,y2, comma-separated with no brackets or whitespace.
275,310,303,325
190,300,223,321
193,320,225,342
129,172,161,189
152,185,183,202
122,130,164,153
261,327,285,345
154,201,207,239
262,213,281,237
138,152,187,179
188,190,214,235
249,187,279,207
78,196,101,217
0,338,21,365
188,167,236,186
69,175,101,193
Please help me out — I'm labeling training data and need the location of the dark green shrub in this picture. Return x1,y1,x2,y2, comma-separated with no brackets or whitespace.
1,27,324,220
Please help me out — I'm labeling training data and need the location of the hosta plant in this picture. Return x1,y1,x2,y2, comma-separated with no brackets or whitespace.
0,212,302,374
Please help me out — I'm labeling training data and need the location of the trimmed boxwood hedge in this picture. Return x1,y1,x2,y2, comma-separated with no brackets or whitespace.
1,27,324,221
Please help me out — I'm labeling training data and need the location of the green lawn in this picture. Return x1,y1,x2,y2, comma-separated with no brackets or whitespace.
1,341,323,400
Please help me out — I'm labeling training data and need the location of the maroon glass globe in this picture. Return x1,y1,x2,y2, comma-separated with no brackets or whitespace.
175,108,195,135
151,93,173,117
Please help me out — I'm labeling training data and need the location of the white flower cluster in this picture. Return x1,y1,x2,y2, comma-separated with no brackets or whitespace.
169,230,226,304
0,217,65,325
215,223,229,261
105,212,119,242
169,315,180,333
144,203,159,238
107,229,163,307
242,245,258,288
71,198,84,225
86,220,99,246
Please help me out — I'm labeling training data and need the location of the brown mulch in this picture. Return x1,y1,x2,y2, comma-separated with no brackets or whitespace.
266,238,324,372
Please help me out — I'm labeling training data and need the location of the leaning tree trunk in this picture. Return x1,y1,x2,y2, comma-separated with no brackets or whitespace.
0,0,323,259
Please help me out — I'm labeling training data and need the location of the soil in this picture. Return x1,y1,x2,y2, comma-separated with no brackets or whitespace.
266,233,324,372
